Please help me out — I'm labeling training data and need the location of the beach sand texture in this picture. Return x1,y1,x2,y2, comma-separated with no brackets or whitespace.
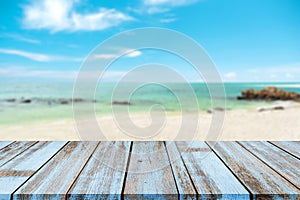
1,103,299,141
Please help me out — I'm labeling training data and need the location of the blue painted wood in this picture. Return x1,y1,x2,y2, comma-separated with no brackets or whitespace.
68,141,131,200
0,142,66,199
123,142,178,199
178,142,250,200
176,141,211,152
271,141,300,159
165,142,197,200
0,142,13,150
0,141,299,199
13,142,98,200
208,142,300,199
0,141,36,167
239,141,300,189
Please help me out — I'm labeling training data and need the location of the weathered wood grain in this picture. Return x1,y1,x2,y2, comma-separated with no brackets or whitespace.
13,141,98,200
270,141,300,159
68,141,131,200
178,142,249,200
0,142,66,200
0,141,37,167
123,142,178,199
0,141,299,199
239,141,300,189
0,142,13,150
208,142,300,199
176,141,211,153
165,142,197,199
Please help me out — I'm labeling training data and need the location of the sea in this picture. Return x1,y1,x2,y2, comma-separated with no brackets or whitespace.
1,80,300,126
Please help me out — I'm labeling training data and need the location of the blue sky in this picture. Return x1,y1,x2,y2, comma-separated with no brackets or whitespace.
0,0,299,82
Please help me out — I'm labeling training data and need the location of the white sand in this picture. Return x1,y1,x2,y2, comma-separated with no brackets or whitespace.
1,103,300,141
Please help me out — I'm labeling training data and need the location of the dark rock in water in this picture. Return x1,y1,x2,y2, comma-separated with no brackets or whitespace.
207,107,226,114
207,109,213,114
112,101,131,105
213,107,225,111
73,98,84,103
274,106,284,110
3,98,95,105
21,99,31,103
72,98,96,103
257,108,265,112
257,105,285,112
60,100,69,104
6,98,16,102
238,86,300,101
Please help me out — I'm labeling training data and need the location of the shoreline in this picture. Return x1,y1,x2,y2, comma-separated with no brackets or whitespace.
1,101,300,141
0,98,291,126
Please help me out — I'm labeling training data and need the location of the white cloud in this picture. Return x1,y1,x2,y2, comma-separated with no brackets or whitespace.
126,50,142,57
74,70,127,81
92,49,142,60
0,67,77,79
102,70,126,79
0,48,51,62
143,0,199,13
239,62,300,82
0,48,82,62
23,70,77,79
0,66,126,80
224,72,237,79
92,54,118,59
22,0,133,32
0,33,40,44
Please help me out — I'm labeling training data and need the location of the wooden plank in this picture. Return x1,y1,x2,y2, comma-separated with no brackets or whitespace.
270,141,300,159
239,141,300,189
0,142,66,199
0,141,13,150
177,142,249,199
0,141,37,167
68,141,131,199
176,141,212,153
123,141,177,199
13,141,98,200
165,142,197,199
208,142,300,199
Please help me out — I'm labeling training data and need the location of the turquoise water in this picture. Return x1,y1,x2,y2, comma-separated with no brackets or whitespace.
0,80,299,125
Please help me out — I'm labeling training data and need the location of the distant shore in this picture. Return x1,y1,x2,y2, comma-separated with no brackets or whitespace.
1,101,299,140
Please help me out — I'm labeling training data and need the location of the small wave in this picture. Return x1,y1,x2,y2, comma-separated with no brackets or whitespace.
256,84,300,89
272,84,300,88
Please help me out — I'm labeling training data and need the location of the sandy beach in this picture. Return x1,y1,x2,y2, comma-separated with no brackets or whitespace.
1,102,299,141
